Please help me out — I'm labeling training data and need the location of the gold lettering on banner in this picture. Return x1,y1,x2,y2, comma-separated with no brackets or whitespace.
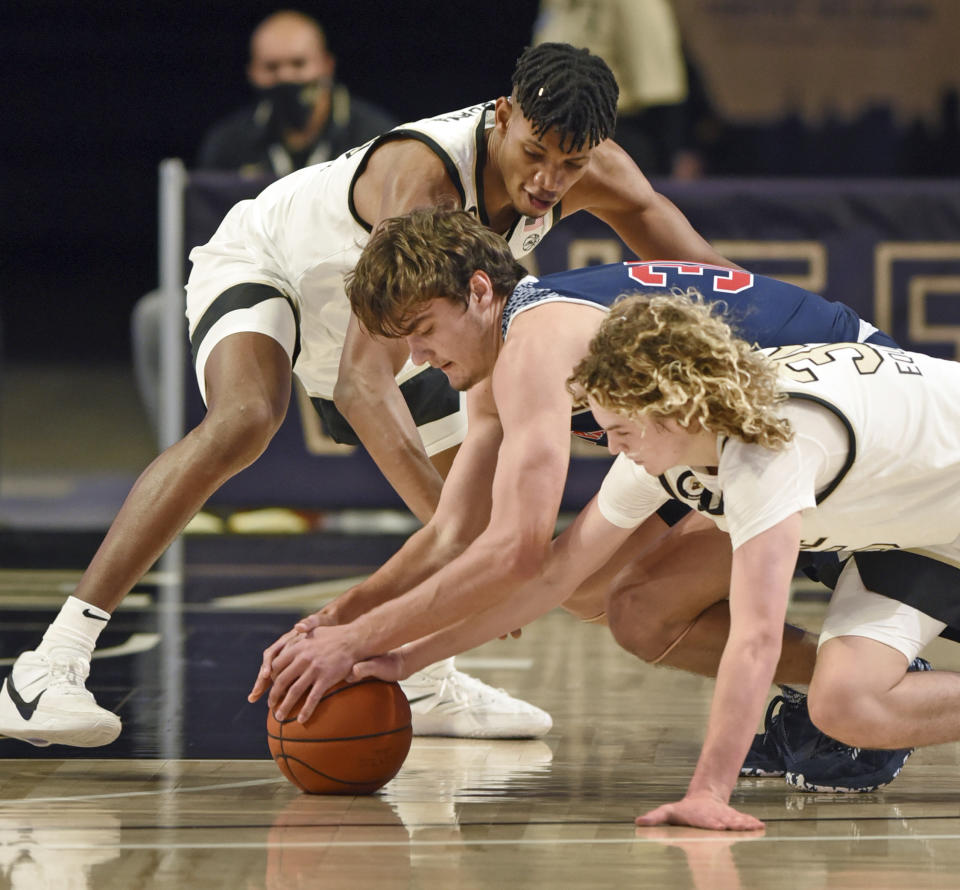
909,275,960,356
711,241,827,292
294,380,356,456
567,239,624,269
874,243,960,358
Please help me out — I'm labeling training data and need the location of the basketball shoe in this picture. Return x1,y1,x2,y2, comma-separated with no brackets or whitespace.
0,650,121,747
784,657,932,793
739,684,806,778
400,659,552,739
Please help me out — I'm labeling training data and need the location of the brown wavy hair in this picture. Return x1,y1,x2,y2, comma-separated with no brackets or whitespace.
568,290,793,449
345,207,528,338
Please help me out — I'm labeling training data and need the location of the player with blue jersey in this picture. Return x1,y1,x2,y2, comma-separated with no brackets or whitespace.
253,207,911,793
503,260,893,447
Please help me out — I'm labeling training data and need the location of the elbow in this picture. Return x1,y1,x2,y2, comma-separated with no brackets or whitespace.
735,629,783,676
332,375,362,416
497,538,551,585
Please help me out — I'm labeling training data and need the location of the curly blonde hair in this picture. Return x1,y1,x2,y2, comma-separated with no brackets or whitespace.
568,290,793,449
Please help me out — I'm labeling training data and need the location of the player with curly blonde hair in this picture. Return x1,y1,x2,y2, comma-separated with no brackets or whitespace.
569,291,793,450
258,208,922,804
551,302,960,831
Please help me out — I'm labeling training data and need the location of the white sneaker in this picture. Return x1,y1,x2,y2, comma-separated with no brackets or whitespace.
0,650,122,747
400,662,552,739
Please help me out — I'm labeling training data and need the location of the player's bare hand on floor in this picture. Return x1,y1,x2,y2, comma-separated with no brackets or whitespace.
635,793,764,831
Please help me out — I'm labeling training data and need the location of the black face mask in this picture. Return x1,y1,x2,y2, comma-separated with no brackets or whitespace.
256,78,330,132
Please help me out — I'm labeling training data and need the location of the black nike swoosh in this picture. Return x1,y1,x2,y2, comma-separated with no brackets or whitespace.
404,693,435,705
5,674,44,721
82,608,109,622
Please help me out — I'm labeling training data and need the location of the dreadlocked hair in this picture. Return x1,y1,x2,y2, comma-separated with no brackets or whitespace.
568,290,794,450
512,43,619,152
345,207,527,339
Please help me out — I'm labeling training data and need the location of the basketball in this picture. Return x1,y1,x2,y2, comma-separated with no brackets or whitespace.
266,678,412,794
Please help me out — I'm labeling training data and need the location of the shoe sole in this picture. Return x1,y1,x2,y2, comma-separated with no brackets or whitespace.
740,766,786,778
785,751,911,793
411,711,552,739
0,722,121,748
0,732,52,747
411,722,551,739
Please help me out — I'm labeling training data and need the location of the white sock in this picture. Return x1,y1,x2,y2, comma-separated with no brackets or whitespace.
36,596,111,659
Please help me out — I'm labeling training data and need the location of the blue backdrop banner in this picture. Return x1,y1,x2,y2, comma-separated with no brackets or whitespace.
181,173,960,511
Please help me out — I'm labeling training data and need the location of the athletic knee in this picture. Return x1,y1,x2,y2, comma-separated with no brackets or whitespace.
807,683,879,747
606,581,686,663
199,396,286,468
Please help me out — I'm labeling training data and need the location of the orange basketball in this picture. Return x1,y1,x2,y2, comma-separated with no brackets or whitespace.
266,678,412,794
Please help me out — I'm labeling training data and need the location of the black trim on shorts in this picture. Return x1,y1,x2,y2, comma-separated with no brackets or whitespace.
802,550,960,645
655,500,692,527
190,282,301,367
852,550,960,643
311,366,462,446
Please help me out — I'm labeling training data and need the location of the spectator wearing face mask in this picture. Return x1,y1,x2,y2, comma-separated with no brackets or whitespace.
197,10,397,178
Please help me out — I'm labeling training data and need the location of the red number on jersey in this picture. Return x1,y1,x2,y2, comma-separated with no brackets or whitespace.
625,262,754,294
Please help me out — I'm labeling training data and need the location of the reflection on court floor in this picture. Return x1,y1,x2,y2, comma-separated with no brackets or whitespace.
1,529,960,888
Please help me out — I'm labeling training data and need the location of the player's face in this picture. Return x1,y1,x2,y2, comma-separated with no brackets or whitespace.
494,99,593,217
589,400,712,476
402,286,501,391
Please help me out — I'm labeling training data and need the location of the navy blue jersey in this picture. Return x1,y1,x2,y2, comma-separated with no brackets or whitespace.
500,261,895,447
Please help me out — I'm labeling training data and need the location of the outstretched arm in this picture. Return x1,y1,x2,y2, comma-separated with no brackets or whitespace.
354,495,638,681
333,140,468,522
248,380,502,704
566,140,736,268
262,304,603,720
636,512,802,830
334,317,444,525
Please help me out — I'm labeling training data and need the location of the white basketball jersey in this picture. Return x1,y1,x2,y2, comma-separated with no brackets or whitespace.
599,343,960,554
760,342,960,551
186,103,559,398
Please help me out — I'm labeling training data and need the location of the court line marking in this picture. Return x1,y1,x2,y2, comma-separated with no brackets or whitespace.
212,577,368,608
0,777,284,806
25,832,960,851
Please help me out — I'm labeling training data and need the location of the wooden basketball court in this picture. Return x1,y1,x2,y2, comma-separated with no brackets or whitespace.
1,368,958,889
1,563,958,890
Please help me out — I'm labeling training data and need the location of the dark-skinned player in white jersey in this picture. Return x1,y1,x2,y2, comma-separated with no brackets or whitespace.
1,44,739,749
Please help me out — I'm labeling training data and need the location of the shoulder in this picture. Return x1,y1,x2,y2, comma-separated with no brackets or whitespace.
356,137,464,221
561,139,658,216
365,136,454,179
497,301,605,384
